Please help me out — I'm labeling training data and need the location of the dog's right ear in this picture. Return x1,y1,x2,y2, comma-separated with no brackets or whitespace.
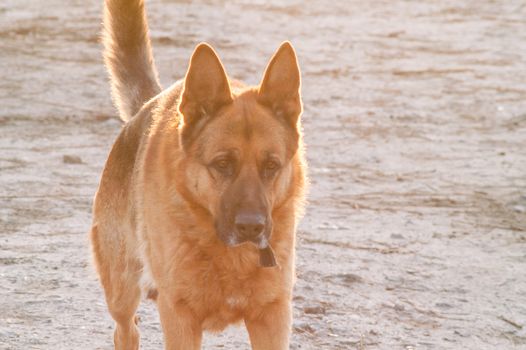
179,43,233,130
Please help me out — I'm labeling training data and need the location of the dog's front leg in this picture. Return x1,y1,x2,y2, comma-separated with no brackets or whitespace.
245,299,292,350
157,293,202,350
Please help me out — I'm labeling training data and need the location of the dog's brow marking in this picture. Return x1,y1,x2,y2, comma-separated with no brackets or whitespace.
240,96,253,140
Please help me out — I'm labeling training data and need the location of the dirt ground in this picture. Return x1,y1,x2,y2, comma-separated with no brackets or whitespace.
1,0,526,349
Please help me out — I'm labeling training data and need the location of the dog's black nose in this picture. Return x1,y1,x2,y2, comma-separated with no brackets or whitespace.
235,213,265,239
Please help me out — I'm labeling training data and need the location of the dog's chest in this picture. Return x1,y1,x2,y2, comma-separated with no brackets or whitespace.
212,279,251,312
225,295,246,309
173,248,283,331
197,268,267,331
200,291,250,331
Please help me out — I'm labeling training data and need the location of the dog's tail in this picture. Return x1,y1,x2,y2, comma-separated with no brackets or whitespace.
102,0,161,121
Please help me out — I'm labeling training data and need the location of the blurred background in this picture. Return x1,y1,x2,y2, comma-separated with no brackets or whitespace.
1,0,525,348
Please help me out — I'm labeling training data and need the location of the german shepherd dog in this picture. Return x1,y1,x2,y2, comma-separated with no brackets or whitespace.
90,0,306,348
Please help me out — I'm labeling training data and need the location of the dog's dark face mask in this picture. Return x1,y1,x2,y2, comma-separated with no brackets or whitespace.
212,150,278,267
178,43,302,267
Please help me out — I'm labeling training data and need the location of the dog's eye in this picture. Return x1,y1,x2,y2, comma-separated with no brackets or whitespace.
212,158,235,175
265,160,280,171
262,160,281,179
216,159,230,170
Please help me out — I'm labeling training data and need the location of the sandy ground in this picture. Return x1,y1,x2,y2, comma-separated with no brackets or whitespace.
1,0,526,349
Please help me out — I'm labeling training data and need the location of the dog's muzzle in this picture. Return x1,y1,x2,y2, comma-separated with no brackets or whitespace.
234,213,277,268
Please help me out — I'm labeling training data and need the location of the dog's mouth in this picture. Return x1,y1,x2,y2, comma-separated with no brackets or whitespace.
258,245,277,267
216,226,277,268
249,234,277,268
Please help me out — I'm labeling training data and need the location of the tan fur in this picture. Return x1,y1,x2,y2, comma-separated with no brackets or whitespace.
102,0,161,120
91,1,306,349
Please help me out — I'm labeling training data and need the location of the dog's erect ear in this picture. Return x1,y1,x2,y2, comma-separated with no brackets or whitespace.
258,42,302,126
179,43,233,126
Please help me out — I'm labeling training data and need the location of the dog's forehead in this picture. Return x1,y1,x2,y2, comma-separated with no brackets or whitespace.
198,92,290,158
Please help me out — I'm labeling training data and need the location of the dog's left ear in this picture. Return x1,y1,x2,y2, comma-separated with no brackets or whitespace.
258,42,302,127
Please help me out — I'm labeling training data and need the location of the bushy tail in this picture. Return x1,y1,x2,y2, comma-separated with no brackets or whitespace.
102,0,161,121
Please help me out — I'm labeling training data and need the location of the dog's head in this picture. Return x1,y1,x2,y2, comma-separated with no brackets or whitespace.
177,42,302,251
